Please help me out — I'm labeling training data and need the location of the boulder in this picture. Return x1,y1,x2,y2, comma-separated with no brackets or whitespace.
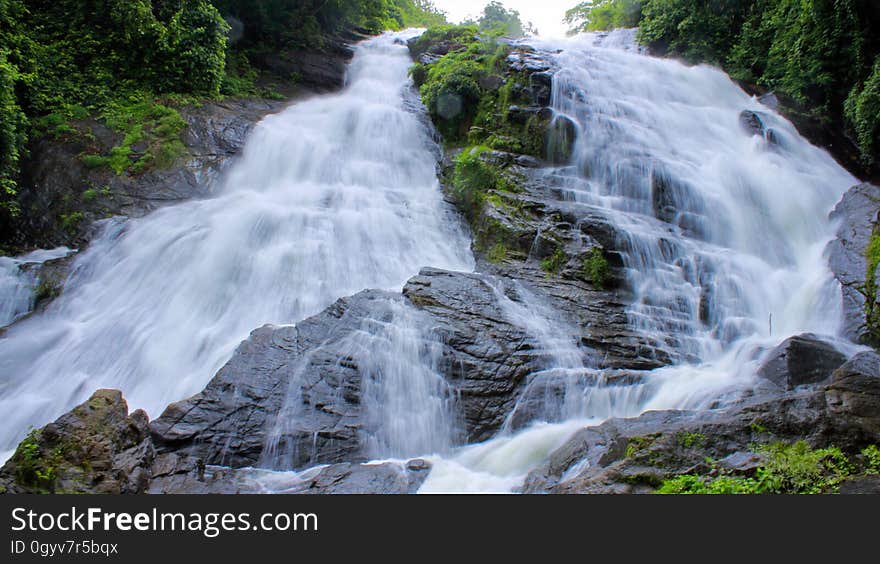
756,334,848,389
0,390,154,494
826,183,880,344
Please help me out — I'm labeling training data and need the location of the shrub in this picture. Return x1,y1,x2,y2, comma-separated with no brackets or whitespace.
658,441,853,495
583,247,611,289
541,247,567,274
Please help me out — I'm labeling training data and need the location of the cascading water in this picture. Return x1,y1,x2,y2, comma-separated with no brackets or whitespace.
0,247,73,329
0,28,864,494
419,30,862,492
262,295,461,468
0,32,473,459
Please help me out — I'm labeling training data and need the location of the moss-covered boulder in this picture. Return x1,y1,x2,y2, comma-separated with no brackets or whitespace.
0,390,154,494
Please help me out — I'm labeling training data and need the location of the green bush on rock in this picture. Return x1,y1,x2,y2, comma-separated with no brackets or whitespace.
657,441,860,495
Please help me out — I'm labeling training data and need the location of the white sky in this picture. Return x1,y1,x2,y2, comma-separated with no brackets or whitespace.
431,0,574,38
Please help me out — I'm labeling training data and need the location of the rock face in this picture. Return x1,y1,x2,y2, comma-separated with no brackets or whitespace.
827,183,880,345
756,334,848,390
13,98,290,252
523,353,880,494
150,460,431,495
151,292,395,470
0,390,154,494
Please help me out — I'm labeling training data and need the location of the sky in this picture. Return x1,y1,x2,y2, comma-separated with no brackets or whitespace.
430,0,575,38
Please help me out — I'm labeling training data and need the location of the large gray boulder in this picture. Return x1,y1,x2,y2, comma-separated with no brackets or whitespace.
827,183,880,345
756,333,848,390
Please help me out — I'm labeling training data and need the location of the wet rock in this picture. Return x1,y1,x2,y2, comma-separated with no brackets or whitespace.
756,334,848,390
839,475,880,494
151,460,430,495
739,110,767,137
253,38,355,92
546,115,578,165
13,98,290,251
151,292,396,470
0,390,154,494
524,370,880,493
826,183,880,345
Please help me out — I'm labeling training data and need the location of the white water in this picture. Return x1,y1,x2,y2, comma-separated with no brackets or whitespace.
0,247,74,328
262,295,461,468
0,29,863,493
415,30,860,492
0,32,473,457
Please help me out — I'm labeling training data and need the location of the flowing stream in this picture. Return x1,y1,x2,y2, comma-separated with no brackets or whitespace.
0,32,473,459
0,30,863,492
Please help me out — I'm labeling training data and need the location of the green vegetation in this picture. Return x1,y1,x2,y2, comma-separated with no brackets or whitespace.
462,1,535,37
583,247,610,289
541,247,567,275
565,0,643,33
413,26,554,157
11,429,62,493
80,99,188,175
486,242,508,264
0,0,446,240
657,441,869,495
845,57,880,165
451,146,519,222
33,277,61,303
864,445,880,475
564,0,879,165
625,435,659,458
677,431,707,449
864,231,880,344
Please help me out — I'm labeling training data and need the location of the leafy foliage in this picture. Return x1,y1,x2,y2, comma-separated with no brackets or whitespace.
80,99,188,175
541,247,567,274
632,0,877,162
845,56,880,165
657,441,856,495
583,247,610,289
0,0,443,239
471,1,535,38
565,0,643,33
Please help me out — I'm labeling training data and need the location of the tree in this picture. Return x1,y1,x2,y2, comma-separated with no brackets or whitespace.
478,1,530,38
565,0,643,34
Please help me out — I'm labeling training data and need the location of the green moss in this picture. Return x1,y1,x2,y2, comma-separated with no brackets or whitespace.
59,212,84,234
625,435,660,459
81,188,98,202
80,98,188,176
486,242,508,264
864,231,880,344
12,429,61,493
541,247,567,275
33,278,61,302
677,431,707,449
408,25,479,59
583,247,610,289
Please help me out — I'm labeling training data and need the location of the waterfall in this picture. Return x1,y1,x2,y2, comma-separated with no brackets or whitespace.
0,247,73,329
419,30,861,492
0,32,473,458
262,295,461,469
0,28,864,493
